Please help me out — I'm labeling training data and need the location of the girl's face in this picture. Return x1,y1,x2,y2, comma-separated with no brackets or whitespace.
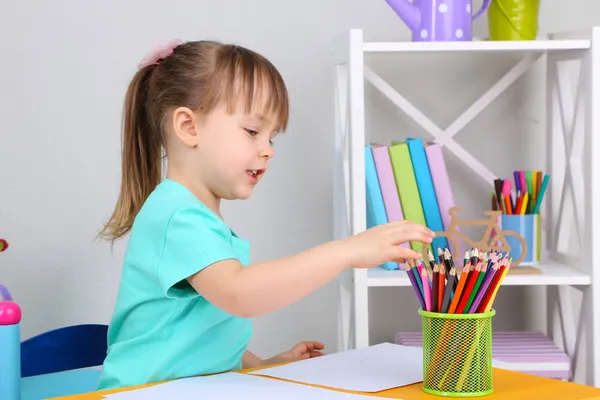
194,98,277,201
166,82,284,214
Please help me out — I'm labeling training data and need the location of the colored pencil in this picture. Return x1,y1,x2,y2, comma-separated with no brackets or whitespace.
520,192,529,215
455,261,480,314
421,267,432,311
468,263,498,313
493,171,550,214
444,248,458,291
519,171,526,200
456,322,486,390
407,249,510,315
478,259,508,313
471,248,479,266
533,174,550,214
423,261,433,282
504,195,512,214
440,267,456,313
515,193,523,215
531,171,538,208
535,171,543,202
426,248,436,279
432,264,440,313
448,262,470,314
465,262,487,312
404,262,426,310
438,263,446,312
494,179,504,213
437,246,444,265
484,259,511,312
410,259,425,301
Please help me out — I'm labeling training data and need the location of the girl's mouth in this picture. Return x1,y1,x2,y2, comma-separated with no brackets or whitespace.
247,169,265,183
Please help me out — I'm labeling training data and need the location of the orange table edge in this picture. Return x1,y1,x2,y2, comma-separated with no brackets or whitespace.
53,366,600,400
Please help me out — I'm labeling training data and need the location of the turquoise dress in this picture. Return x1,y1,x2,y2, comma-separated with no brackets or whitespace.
98,179,252,389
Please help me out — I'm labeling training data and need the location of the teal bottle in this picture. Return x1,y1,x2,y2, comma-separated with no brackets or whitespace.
0,297,21,400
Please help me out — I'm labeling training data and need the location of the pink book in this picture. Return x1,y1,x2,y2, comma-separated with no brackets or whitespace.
424,143,456,234
371,144,410,251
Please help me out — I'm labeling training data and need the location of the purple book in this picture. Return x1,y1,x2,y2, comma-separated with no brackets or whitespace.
425,143,458,254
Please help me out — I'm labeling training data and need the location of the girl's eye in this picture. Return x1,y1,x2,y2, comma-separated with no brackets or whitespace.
244,128,259,136
269,139,274,146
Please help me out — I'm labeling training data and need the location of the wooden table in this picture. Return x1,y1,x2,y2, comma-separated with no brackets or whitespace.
55,366,600,400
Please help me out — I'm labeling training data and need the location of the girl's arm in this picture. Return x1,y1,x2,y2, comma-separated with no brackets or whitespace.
188,239,349,318
242,350,263,368
187,221,432,318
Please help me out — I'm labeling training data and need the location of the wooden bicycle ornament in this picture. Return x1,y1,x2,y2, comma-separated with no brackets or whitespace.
422,206,528,268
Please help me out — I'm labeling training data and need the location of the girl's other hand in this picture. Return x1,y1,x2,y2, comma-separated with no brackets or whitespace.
264,341,325,365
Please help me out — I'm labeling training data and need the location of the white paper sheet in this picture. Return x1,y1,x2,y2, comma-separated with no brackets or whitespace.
102,372,396,400
249,342,423,392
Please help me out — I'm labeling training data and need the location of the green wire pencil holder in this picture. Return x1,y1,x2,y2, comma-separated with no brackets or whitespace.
419,309,495,397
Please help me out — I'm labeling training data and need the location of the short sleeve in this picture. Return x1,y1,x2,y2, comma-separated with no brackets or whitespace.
156,204,238,299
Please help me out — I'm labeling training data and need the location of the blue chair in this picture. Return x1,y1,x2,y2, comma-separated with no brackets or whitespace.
21,324,108,377
20,324,108,400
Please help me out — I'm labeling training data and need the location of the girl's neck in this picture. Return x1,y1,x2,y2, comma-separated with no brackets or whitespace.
165,171,223,219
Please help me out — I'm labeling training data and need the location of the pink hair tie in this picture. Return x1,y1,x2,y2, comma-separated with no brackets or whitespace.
137,39,184,70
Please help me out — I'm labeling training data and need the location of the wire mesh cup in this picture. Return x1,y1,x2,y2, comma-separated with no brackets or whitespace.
419,308,495,397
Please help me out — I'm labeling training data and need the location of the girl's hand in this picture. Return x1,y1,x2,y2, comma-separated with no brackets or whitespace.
265,341,325,365
343,221,434,269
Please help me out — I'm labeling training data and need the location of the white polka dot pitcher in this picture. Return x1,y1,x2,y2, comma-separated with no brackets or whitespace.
385,0,491,42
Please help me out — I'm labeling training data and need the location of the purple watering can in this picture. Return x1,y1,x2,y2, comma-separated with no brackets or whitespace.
385,0,491,42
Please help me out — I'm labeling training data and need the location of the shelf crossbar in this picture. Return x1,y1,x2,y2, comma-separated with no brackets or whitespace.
363,53,541,188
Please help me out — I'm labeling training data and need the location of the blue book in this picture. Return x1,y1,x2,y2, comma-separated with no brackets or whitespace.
406,138,449,253
365,145,398,270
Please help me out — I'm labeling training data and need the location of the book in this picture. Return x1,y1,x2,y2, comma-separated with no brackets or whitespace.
365,145,398,270
388,142,431,256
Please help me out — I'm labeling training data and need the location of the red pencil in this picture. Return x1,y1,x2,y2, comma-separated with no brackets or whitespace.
455,261,481,314
438,264,446,312
515,194,523,216
477,258,508,312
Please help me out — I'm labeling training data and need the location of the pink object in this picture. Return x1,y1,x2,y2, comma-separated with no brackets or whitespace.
371,144,410,252
425,143,459,254
137,39,184,69
0,301,21,325
502,179,512,196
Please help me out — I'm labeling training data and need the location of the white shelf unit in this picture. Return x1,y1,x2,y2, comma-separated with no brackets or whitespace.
332,28,600,387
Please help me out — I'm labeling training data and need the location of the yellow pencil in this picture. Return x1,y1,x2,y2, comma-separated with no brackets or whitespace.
532,172,538,210
484,259,511,312
456,322,486,391
520,192,529,215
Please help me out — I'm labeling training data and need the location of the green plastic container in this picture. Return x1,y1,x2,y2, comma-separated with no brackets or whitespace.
488,0,540,41
419,308,495,397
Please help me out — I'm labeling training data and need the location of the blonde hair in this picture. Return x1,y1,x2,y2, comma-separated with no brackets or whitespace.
99,40,289,242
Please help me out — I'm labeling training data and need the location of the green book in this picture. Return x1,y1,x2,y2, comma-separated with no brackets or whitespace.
388,142,432,255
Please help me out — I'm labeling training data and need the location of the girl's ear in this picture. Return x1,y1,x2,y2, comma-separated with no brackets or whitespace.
171,106,200,147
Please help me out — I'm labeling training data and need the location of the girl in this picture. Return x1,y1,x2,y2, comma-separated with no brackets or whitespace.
97,39,434,389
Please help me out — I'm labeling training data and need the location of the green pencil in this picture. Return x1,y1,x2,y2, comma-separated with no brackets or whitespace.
465,264,487,312
532,174,550,214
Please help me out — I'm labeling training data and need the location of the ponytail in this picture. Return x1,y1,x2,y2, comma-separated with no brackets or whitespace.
98,66,163,242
